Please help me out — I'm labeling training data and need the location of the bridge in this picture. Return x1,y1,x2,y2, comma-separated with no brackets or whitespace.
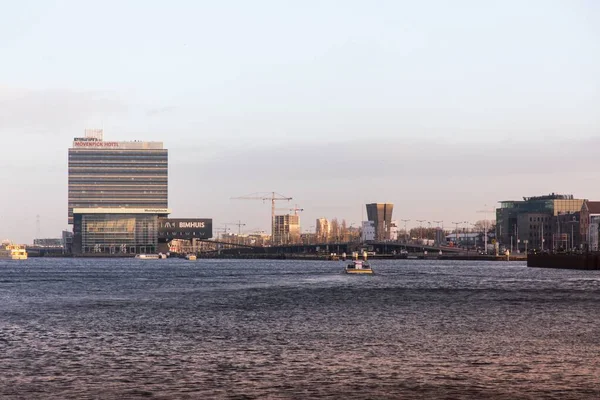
206,241,463,256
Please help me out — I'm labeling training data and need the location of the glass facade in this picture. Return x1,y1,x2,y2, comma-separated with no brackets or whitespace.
365,203,394,241
80,214,158,254
496,194,584,251
554,199,585,216
68,148,168,224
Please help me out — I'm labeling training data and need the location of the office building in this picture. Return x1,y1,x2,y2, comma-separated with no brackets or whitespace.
365,203,394,241
72,207,170,255
496,194,584,252
316,218,330,242
68,129,168,224
273,214,300,244
389,221,399,241
361,221,375,242
68,130,169,255
580,201,600,251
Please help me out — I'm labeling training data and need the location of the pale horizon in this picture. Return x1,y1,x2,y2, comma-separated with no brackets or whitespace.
1,0,599,243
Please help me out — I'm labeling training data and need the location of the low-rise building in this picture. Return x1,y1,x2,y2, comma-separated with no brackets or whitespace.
361,221,375,242
580,201,600,251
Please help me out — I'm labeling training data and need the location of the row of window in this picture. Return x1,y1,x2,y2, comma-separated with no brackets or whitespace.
69,157,167,161
529,225,550,230
529,217,549,222
70,192,167,197
69,165,167,169
69,178,167,183
81,245,156,254
69,185,168,193
69,151,167,157
69,170,169,176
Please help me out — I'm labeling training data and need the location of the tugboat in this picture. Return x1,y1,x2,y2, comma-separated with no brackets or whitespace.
345,251,373,274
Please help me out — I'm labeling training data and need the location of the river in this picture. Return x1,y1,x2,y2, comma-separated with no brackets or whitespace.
1,258,599,399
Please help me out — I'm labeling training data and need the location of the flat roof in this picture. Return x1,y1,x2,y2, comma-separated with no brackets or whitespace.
73,208,171,214
71,140,164,150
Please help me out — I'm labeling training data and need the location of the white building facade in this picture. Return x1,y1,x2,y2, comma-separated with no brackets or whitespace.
361,221,375,242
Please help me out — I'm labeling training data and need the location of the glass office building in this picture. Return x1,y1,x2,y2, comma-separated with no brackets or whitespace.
496,194,584,251
68,131,169,255
68,132,168,224
72,208,170,255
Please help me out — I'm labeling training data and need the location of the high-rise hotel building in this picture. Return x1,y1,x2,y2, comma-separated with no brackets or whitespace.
68,130,169,254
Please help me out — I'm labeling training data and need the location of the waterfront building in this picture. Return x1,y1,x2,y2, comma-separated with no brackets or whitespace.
68,130,168,224
361,221,375,242
389,221,399,241
62,230,73,253
496,194,584,252
68,130,169,255
247,232,271,247
33,238,63,247
316,218,330,243
365,203,394,241
445,232,480,248
580,201,600,251
273,214,300,244
72,208,170,255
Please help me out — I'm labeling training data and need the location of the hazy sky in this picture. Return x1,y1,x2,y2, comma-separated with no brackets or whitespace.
1,0,599,243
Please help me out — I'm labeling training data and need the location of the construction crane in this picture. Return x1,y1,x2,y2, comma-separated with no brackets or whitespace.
289,205,304,216
214,227,230,240
224,220,246,235
231,192,293,240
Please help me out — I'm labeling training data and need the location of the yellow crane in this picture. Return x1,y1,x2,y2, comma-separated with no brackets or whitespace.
231,192,292,241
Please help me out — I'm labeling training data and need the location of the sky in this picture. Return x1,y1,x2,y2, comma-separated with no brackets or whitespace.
0,0,599,243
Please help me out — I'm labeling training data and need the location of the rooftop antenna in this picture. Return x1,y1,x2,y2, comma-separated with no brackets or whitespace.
36,214,40,240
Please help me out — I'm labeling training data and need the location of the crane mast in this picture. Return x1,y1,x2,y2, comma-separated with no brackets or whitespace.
231,192,293,243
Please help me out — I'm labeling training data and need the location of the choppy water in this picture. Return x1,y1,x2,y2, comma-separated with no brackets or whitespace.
1,258,599,399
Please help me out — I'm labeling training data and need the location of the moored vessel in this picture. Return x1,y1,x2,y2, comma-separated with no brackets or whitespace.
135,254,160,260
185,254,197,261
0,241,28,260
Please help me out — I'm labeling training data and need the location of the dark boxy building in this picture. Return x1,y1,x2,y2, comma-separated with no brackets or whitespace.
366,203,394,241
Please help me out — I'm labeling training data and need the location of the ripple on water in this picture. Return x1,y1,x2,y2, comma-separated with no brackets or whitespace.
0,258,599,399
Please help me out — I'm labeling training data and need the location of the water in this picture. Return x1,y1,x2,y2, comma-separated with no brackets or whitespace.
1,258,599,399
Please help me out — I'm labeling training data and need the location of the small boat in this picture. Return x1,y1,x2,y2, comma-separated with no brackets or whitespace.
135,254,160,260
185,254,197,261
0,241,28,260
345,251,373,274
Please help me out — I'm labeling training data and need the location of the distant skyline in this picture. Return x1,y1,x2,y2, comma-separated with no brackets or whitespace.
1,0,599,243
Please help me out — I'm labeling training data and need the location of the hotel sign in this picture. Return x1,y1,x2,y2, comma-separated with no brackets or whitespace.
73,141,119,148
72,140,164,150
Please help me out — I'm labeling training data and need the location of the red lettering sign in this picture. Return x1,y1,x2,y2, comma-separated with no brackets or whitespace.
74,141,119,148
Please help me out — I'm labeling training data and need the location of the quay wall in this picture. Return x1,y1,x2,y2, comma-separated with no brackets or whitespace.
527,253,600,270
